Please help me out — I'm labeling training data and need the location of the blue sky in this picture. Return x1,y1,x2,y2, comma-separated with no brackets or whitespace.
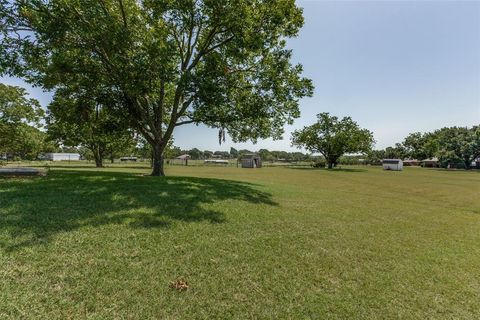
2,0,479,152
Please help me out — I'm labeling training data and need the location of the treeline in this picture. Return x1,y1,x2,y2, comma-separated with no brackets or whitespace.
165,147,312,162
366,126,480,169
2,83,478,170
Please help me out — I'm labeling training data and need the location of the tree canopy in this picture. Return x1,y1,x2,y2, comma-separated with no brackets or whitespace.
47,87,135,167
0,82,52,159
435,126,480,169
292,113,375,169
1,0,313,175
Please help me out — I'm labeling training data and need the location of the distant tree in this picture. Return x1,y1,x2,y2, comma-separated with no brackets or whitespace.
164,145,182,159
229,147,238,159
366,149,385,165
435,126,480,169
402,132,437,160
203,150,214,159
47,89,135,167
0,83,46,159
290,151,309,161
187,148,203,160
384,143,407,159
258,149,274,162
292,113,375,169
237,149,253,160
271,150,287,160
213,151,230,159
2,0,313,175
338,155,364,165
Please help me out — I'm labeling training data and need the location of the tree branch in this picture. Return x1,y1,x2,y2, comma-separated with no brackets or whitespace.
117,0,128,29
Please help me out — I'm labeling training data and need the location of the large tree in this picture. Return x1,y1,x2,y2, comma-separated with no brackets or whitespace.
0,82,48,159
292,113,375,169
402,132,438,160
1,0,313,175
47,88,135,167
435,126,480,169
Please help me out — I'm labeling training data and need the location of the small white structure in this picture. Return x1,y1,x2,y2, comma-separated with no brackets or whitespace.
45,153,81,161
382,159,403,171
204,159,229,165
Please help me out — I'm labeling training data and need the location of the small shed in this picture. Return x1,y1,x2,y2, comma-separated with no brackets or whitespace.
45,153,81,161
422,157,439,168
241,154,262,168
382,159,403,171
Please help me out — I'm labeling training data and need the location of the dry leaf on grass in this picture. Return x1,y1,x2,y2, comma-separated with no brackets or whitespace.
170,279,189,291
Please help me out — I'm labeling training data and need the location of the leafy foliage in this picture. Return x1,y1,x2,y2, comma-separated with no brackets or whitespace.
368,125,480,169
1,0,313,175
435,126,480,169
292,113,375,168
0,83,52,159
47,88,136,167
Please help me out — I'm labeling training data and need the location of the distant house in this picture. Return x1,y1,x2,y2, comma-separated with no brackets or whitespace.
422,157,439,168
382,159,403,171
241,154,262,168
45,153,81,161
403,159,420,166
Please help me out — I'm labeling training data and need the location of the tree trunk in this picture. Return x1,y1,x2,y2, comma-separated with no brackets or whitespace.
465,158,471,170
92,146,103,168
151,143,165,176
327,162,334,169
94,153,103,167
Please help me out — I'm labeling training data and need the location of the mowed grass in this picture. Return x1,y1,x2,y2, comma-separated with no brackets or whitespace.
0,165,479,319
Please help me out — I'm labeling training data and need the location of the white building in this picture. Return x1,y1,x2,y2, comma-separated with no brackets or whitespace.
45,153,81,161
382,159,403,171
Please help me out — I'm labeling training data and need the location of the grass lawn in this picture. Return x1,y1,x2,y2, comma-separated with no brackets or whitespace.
1,165,479,319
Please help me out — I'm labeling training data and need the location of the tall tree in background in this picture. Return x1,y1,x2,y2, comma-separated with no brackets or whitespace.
435,126,480,169
1,0,313,175
292,113,375,169
402,132,437,160
0,83,50,159
47,89,135,167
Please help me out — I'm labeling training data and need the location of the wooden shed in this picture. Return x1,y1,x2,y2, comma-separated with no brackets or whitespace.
241,154,262,168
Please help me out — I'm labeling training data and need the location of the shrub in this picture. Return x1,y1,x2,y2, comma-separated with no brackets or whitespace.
312,159,326,168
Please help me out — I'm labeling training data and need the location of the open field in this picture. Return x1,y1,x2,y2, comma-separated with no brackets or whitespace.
1,165,479,319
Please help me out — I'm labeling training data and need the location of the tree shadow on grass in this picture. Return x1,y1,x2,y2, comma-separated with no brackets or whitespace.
43,164,153,169
0,170,277,252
